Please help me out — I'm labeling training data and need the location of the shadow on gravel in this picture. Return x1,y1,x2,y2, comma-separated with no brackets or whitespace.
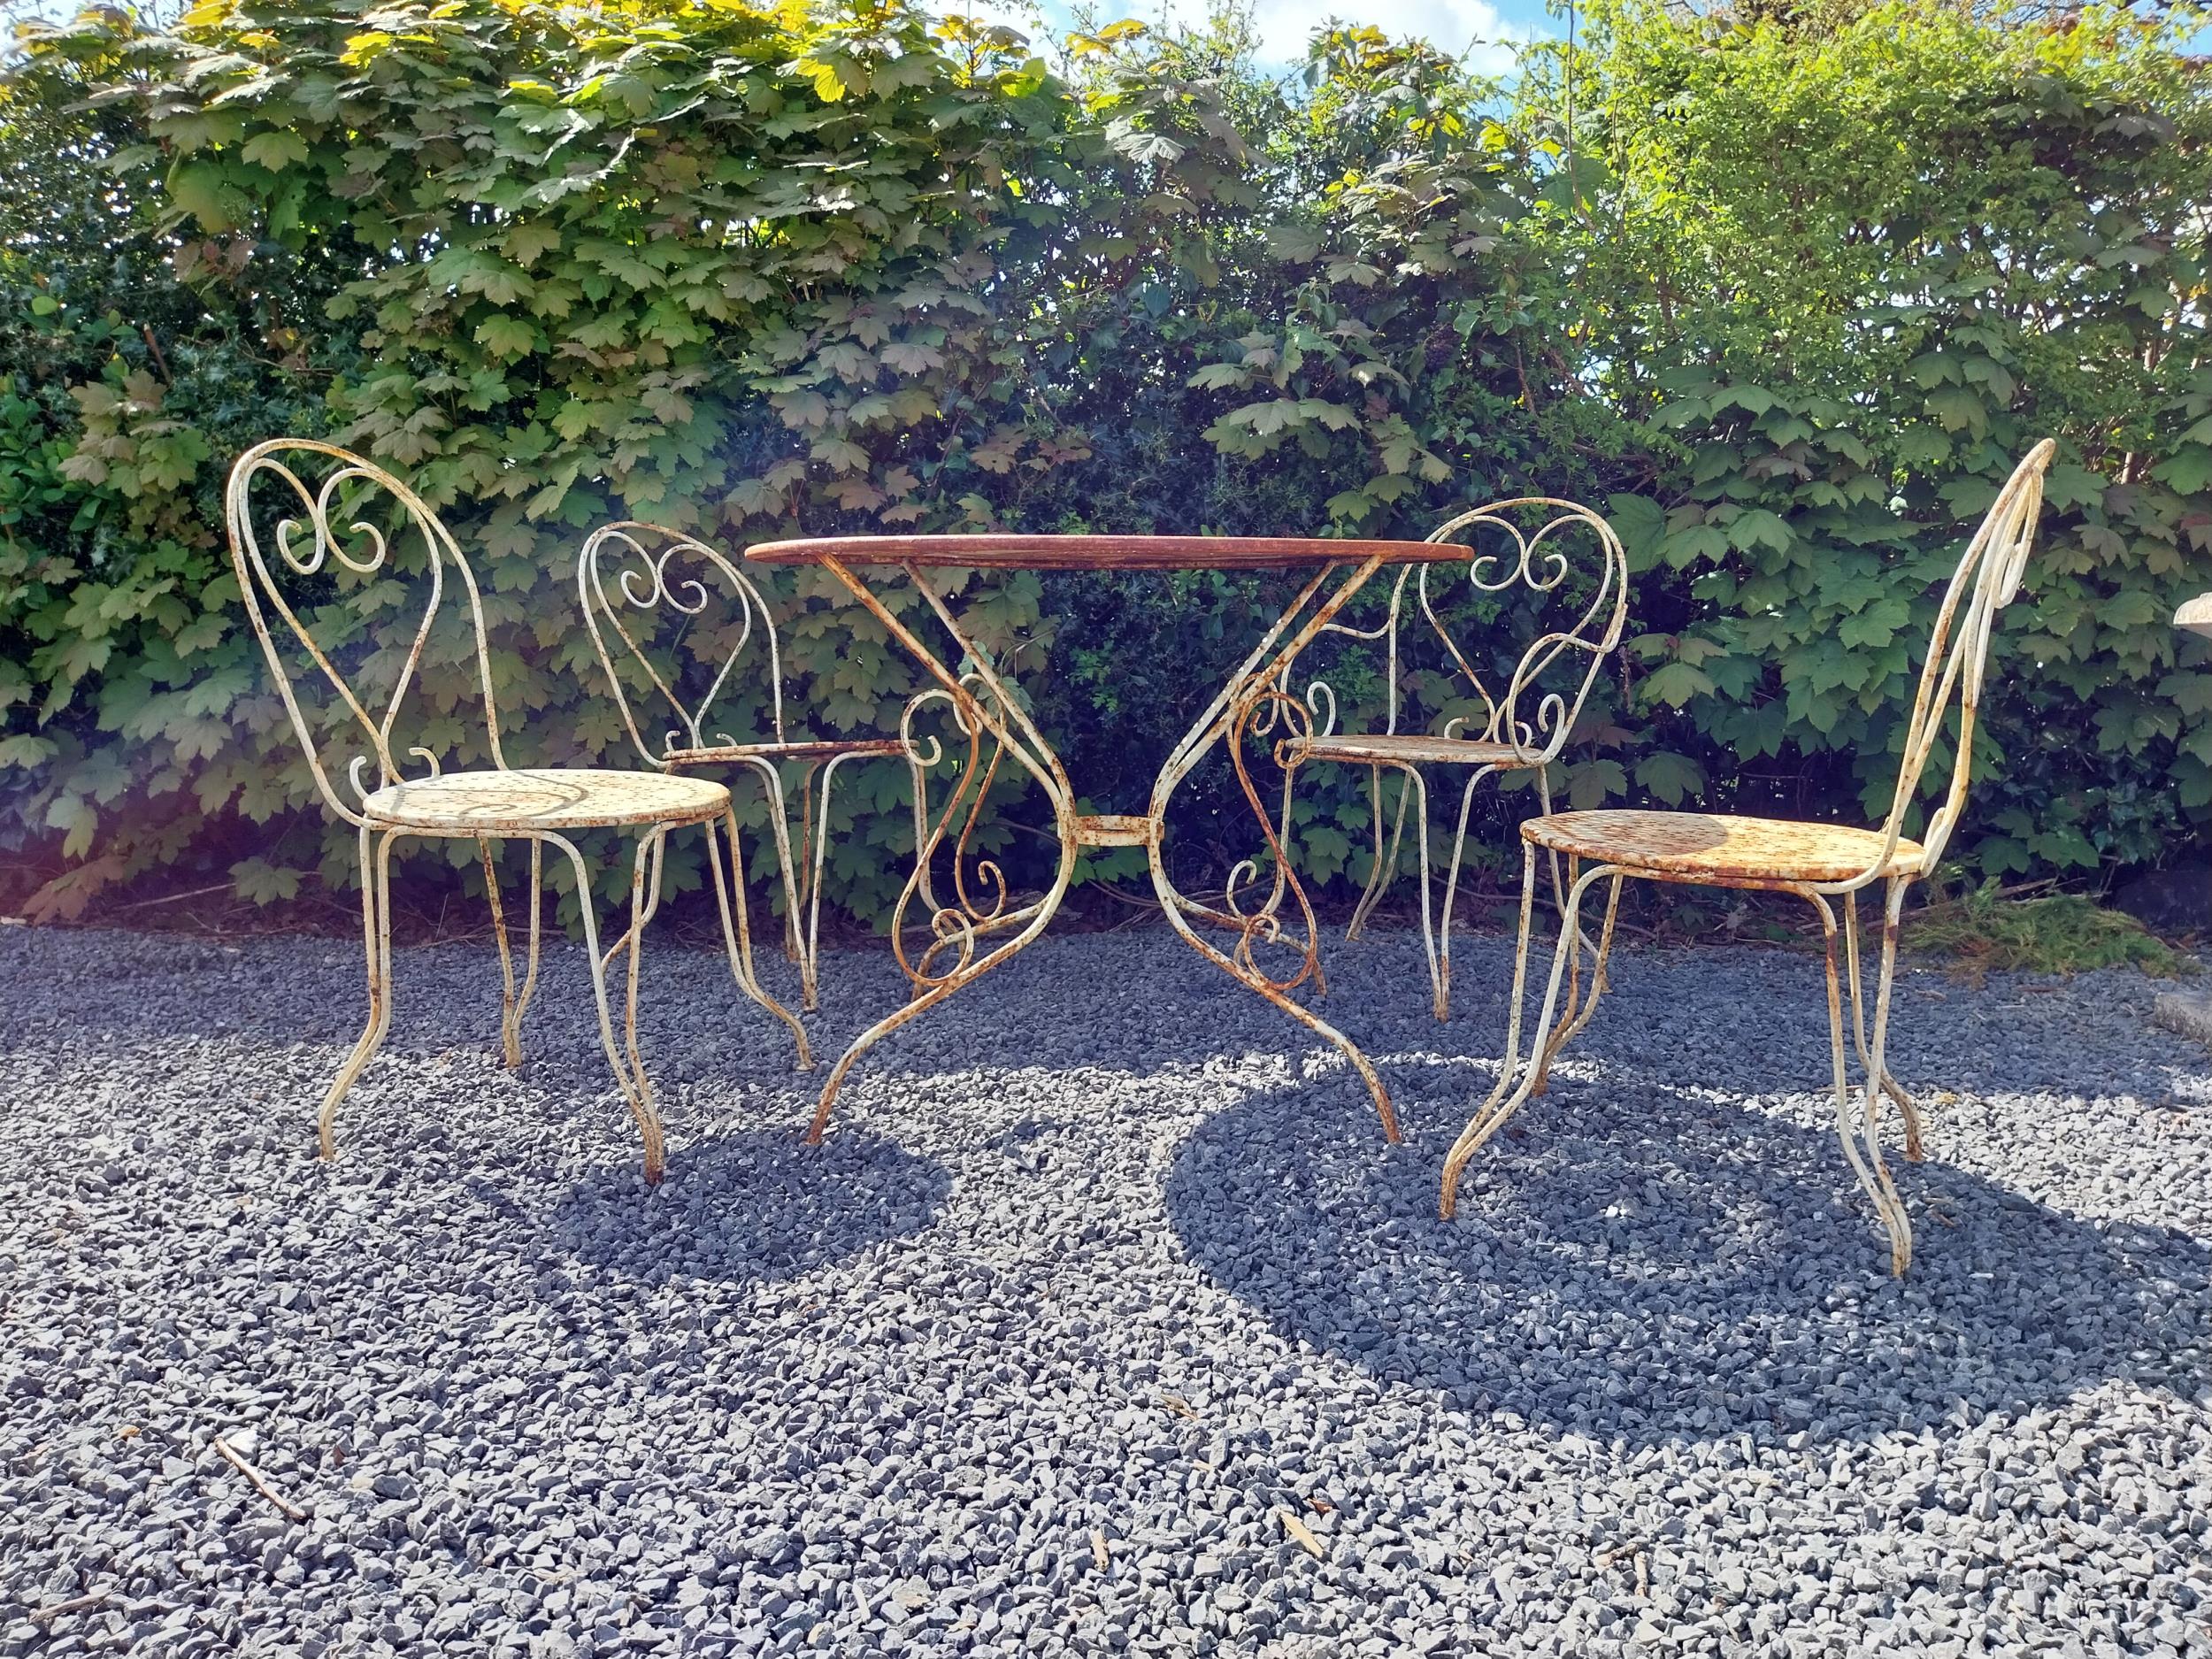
545,1127,951,1287
1165,1075,2212,1450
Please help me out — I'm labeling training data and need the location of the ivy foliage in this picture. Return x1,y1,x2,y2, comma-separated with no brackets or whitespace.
0,0,2205,924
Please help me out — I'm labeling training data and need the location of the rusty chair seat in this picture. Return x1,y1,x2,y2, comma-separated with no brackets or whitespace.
664,737,909,767
361,767,729,833
1524,810,1927,887
1280,732,1529,770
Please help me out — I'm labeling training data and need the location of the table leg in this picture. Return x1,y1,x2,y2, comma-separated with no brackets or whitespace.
1148,557,1404,1141
802,558,1079,1140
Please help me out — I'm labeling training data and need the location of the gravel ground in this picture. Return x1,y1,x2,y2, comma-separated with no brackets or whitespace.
2,916,2209,1658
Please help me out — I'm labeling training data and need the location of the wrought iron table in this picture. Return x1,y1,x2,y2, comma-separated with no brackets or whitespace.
746,533,1465,1141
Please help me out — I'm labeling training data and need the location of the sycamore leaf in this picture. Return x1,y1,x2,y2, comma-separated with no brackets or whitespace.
1634,750,1705,806
811,435,870,472
2152,447,2212,496
1187,362,1250,391
474,314,536,358
1567,758,1627,810
1640,662,1717,708
231,856,304,905
242,130,309,172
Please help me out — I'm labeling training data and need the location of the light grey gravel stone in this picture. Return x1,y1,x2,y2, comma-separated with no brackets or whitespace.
1,921,2208,1657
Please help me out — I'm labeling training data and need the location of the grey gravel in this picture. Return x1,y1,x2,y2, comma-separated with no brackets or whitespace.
2,918,2209,1657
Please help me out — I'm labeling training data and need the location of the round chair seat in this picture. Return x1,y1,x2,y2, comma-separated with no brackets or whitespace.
1524,809,1925,886
361,768,730,832
1282,732,1529,768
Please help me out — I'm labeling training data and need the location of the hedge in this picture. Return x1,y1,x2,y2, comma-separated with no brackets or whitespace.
1,0,2205,925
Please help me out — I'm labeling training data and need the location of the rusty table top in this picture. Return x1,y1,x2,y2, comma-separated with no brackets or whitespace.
745,533,1458,570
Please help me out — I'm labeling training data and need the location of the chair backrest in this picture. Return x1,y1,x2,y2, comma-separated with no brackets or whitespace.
225,439,508,825
578,521,790,765
1304,497,1629,764
1863,438,2056,876
1418,498,1631,764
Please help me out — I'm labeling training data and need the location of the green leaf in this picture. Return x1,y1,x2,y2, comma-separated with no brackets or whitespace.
242,130,310,172
0,733,58,770
1726,510,1791,555
1641,662,1717,709
231,856,304,905
2152,447,2212,496
474,315,536,358
165,160,244,231
1567,758,1627,810
1634,751,1705,806
1606,494,1667,569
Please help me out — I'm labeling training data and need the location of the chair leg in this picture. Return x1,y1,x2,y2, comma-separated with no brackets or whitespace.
319,826,400,1161
515,840,542,1056
1531,873,1622,1096
802,750,875,1013
1441,853,1612,1217
1434,764,1498,1023
542,830,667,1183
1529,851,1583,1097
1272,757,1329,1000
1346,763,1407,943
1844,886,1921,1160
1386,766,1440,1019
705,806,812,1071
789,760,821,970
1815,895,1913,1277
480,837,540,1070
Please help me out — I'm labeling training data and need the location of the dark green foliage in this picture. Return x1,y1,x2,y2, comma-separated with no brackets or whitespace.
0,0,2204,923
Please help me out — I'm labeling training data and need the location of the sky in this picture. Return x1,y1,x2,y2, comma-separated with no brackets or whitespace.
939,0,1562,75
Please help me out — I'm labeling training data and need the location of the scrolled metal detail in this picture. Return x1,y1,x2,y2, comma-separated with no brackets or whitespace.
895,678,1016,991
1221,685,1325,997
580,521,785,767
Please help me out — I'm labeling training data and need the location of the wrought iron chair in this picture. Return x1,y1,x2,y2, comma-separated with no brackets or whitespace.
1440,440,2058,1276
578,522,919,1015
226,440,797,1183
1275,498,1630,1018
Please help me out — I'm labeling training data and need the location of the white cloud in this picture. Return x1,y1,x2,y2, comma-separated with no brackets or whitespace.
932,0,1548,73
1219,0,1539,73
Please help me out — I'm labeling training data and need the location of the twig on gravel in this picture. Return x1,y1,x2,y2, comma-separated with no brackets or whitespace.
213,1434,310,1522
32,1590,108,1622
1277,1507,1325,1560
112,882,234,912
1594,1538,1648,1568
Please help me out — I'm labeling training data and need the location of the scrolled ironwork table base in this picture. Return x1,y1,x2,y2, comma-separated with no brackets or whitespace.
746,534,1467,1141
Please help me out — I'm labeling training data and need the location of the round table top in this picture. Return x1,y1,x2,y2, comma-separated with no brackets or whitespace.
744,533,1462,570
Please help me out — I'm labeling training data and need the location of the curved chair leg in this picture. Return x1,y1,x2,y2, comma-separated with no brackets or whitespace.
1863,878,1916,1268
1530,872,1622,1096
1844,887,1921,1160
319,826,401,1161
1272,757,1329,1000
1434,764,1499,1023
1529,852,1582,1097
704,806,812,1070
1387,765,1441,1018
541,830,667,1183
802,752,871,1012
788,760,822,971
480,837,541,1070
1814,895,1913,1276
1441,856,1614,1217
726,756,810,1011
1346,763,1409,943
